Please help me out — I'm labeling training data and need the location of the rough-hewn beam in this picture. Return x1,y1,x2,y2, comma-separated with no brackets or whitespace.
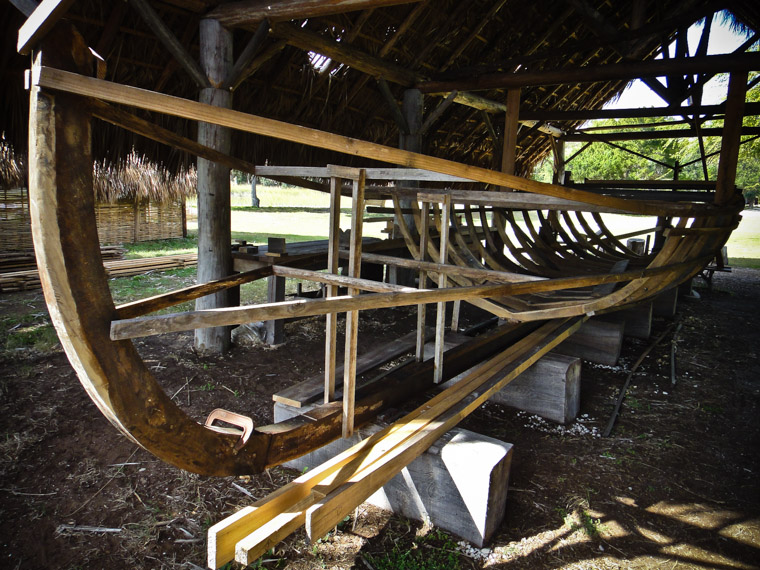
563,127,760,142
521,102,760,122
420,90,457,135
418,53,760,93
34,66,724,216
208,0,422,28
451,92,563,137
17,0,75,54
377,78,410,134
222,19,270,90
129,0,211,89
88,99,258,175
270,22,418,86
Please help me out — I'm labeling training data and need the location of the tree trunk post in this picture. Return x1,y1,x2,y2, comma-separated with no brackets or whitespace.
195,18,233,354
395,88,423,285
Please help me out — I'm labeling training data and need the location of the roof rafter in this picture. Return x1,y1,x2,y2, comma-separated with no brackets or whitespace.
418,52,760,93
207,0,423,28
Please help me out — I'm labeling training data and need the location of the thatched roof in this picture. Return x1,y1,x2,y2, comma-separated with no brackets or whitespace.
2,1,759,177
0,141,25,190
93,151,196,203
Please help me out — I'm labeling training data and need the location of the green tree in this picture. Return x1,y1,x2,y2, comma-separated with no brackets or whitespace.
533,75,760,205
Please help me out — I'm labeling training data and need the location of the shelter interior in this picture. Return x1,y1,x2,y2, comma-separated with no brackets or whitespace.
3,0,760,567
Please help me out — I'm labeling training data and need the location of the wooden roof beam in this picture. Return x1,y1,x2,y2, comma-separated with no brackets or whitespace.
129,0,211,89
207,0,423,28
439,0,509,72
419,52,760,93
267,20,560,137
270,21,418,86
563,127,760,142
521,101,760,122
17,0,75,54
221,18,270,90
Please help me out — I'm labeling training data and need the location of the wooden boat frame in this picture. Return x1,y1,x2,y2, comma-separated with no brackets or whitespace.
26,34,745,477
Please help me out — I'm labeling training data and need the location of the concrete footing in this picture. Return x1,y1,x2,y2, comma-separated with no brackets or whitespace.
488,352,581,424
557,320,624,366
653,287,678,318
603,302,653,339
274,403,513,546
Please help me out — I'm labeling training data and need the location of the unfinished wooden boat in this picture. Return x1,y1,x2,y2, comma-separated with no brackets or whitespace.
27,60,744,479
14,0,750,480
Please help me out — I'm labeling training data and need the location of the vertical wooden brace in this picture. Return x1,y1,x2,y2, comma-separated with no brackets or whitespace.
324,176,342,403
342,170,366,438
434,195,451,383
415,201,430,361
501,88,521,182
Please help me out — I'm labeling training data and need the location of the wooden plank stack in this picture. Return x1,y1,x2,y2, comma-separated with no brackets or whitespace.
0,252,196,293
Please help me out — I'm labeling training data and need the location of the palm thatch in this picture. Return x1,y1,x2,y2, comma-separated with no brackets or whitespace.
93,150,196,204
0,142,25,190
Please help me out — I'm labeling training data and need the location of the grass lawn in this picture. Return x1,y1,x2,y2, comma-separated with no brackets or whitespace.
114,187,760,310
727,207,760,268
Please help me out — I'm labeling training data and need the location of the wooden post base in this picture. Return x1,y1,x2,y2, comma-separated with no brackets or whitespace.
265,275,286,344
556,320,624,366
274,402,513,546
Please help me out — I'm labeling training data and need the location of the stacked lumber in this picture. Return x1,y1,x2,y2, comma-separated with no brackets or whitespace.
208,317,584,568
0,245,126,273
103,253,197,278
0,253,196,293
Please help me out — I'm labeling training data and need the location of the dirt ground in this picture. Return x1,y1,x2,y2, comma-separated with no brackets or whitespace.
0,268,758,570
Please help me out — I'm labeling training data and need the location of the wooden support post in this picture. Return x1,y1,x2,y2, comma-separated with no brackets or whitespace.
501,88,521,184
552,138,565,184
627,238,646,255
415,201,430,362
324,176,342,403
435,196,451,383
653,287,678,318
343,170,366,438
265,275,286,345
194,18,233,354
715,71,748,206
451,299,461,332
396,88,423,285
250,175,259,207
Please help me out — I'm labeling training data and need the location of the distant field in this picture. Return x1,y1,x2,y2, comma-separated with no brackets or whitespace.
185,184,760,267
186,183,388,242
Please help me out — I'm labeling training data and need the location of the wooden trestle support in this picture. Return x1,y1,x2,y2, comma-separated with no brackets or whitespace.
26,35,745,568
